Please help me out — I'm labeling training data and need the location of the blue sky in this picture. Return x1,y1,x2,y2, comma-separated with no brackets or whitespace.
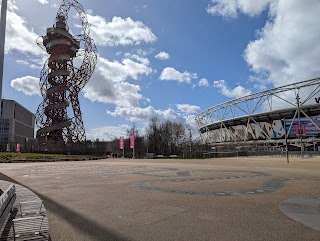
2,0,320,140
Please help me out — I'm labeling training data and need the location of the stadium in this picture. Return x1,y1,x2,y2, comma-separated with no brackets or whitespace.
195,78,320,155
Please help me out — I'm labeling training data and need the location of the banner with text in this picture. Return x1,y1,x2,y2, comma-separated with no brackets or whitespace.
120,136,124,150
130,134,134,149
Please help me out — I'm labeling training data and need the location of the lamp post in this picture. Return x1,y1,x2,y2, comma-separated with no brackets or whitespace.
283,118,289,163
145,134,149,153
0,0,8,116
188,127,192,158
296,93,303,158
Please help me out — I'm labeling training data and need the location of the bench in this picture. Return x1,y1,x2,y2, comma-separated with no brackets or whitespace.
0,185,16,232
13,200,47,239
0,184,48,240
18,200,44,217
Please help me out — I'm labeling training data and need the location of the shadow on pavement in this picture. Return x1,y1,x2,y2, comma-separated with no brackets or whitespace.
0,172,129,241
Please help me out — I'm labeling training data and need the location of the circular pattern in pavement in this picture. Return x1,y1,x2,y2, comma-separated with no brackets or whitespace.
22,164,292,196
134,170,290,196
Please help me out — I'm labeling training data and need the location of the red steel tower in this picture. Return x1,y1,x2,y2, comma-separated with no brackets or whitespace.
36,0,97,148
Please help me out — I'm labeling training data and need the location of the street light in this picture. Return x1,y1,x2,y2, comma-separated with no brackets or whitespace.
188,127,192,158
282,118,289,163
0,0,8,116
296,93,303,158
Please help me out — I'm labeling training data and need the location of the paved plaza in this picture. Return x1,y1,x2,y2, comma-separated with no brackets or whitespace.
0,157,320,241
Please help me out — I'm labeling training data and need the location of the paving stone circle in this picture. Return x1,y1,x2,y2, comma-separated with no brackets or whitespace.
133,170,289,196
22,164,291,196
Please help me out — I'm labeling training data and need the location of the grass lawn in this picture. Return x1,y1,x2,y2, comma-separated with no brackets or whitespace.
0,152,92,161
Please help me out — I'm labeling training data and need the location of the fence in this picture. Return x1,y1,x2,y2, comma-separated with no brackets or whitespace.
203,150,320,158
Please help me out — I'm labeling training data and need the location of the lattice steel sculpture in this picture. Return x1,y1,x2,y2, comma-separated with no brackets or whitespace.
36,0,97,147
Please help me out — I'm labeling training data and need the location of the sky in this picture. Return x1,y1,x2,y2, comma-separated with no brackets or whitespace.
1,0,320,141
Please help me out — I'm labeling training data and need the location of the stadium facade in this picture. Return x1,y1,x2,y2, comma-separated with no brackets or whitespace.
196,78,320,152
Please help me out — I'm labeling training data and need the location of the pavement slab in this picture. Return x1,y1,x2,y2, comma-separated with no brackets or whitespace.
279,197,320,231
0,156,319,241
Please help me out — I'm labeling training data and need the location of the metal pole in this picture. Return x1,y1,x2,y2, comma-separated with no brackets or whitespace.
283,118,289,163
132,142,135,159
146,135,149,153
0,0,8,116
296,92,303,158
188,128,192,158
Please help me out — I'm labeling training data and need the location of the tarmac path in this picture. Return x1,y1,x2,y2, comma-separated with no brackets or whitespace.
0,157,319,241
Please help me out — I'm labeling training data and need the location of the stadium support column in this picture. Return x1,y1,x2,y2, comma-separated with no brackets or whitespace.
0,0,8,117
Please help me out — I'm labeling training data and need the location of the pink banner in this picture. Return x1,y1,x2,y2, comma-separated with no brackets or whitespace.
130,134,134,149
16,143,20,152
119,136,124,149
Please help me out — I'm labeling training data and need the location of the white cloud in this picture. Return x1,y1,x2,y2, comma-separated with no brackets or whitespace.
198,78,209,87
237,0,275,16
155,51,170,60
124,53,150,66
107,106,182,123
10,76,40,96
176,104,201,114
207,0,238,18
5,10,44,57
244,0,320,86
208,0,320,89
16,58,42,69
83,55,152,107
86,124,130,141
213,80,251,98
106,106,199,138
7,0,18,11
159,67,198,84
37,0,48,4
86,15,157,46
207,0,274,18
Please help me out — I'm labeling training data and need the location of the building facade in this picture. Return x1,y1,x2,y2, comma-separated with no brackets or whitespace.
0,99,35,150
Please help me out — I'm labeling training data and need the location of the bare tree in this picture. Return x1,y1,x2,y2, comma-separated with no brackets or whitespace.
146,117,161,154
146,118,187,156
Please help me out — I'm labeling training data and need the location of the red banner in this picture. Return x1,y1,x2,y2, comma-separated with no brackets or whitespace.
130,134,134,149
295,126,306,136
119,136,124,149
